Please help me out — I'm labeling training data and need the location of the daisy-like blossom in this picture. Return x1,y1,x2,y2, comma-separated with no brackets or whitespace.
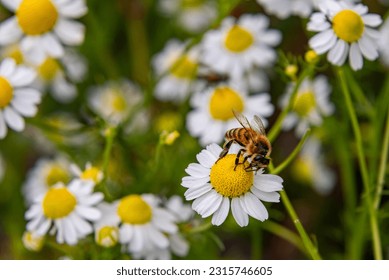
22,231,45,251
291,137,336,195
158,0,217,33
70,162,103,185
25,179,103,245
0,0,87,64
307,0,382,71
280,75,334,137
378,17,389,67
95,194,178,257
257,0,316,19
94,202,120,248
186,83,274,146
22,156,72,205
88,79,143,125
152,39,205,103
182,143,283,227
200,14,281,80
0,58,41,139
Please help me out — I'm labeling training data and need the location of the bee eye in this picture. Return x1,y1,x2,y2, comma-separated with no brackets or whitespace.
254,155,262,161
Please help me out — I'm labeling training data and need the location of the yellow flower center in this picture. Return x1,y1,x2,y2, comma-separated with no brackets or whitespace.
117,195,152,224
111,92,127,112
224,25,254,53
332,10,364,43
96,226,119,248
170,55,198,80
17,0,59,35
42,187,77,219
293,91,316,117
22,231,44,252
209,86,244,120
292,157,313,185
8,49,24,64
210,154,254,198
0,77,13,109
155,111,182,133
38,58,61,81
81,166,102,184
45,165,70,187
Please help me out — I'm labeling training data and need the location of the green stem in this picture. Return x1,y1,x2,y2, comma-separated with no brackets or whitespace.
100,126,117,198
337,67,382,260
268,65,313,143
271,129,310,175
251,222,262,260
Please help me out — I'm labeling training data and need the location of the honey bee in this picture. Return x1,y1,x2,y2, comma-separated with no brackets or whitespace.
218,110,272,172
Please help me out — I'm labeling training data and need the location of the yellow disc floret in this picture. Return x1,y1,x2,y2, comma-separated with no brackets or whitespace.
209,86,244,120
224,25,254,53
45,165,70,187
38,58,60,81
42,187,77,219
117,195,152,224
293,91,316,117
0,77,13,108
333,10,364,43
210,154,254,198
170,55,198,80
81,166,102,184
96,226,119,248
17,0,59,35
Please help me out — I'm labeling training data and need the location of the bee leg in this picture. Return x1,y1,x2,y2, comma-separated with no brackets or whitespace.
218,140,234,160
234,148,246,171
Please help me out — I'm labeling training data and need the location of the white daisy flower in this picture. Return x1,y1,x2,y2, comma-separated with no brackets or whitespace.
25,179,103,245
291,137,336,195
70,162,103,185
22,156,72,205
94,202,119,248
0,0,87,63
280,75,334,137
307,0,382,70
158,0,217,33
88,79,143,126
257,0,316,19
201,14,281,80
186,83,274,146
96,194,178,256
152,39,204,103
0,43,25,64
22,231,45,251
378,17,389,67
0,58,41,139
182,143,284,227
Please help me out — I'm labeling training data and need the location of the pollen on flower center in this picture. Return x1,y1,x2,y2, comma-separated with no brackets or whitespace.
96,226,118,247
224,25,254,53
332,10,364,43
38,58,60,81
293,91,316,117
117,195,152,224
210,154,254,198
292,157,313,185
170,55,198,80
42,187,77,219
17,0,59,35
209,86,244,120
111,92,127,112
81,166,101,183
45,165,70,187
0,77,13,108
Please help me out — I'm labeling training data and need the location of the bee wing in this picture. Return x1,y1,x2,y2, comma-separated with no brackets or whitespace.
232,110,252,130
252,115,267,135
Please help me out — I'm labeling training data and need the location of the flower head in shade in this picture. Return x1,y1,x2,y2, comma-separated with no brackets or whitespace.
186,83,274,146
22,231,45,251
0,58,40,139
0,0,87,63
25,179,103,245
182,143,283,227
280,75,334,137
307,0,382,70
70,162,103,185
256,0,316,19
152,39,204,103
378,17,389,67
200,14,281,80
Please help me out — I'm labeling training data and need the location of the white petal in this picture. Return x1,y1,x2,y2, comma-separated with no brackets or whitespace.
192,190,222,218
75,205,101,221
11,98,38,117
3,107,25,131
78,193,104,206
0,17,22,45
231,197,248,227
69,213,93,235
62,218,78,245
1,0,22,10
13,88,41,103
185,163,210,178
42,33,64,57
254,174,283,192
0,58,16,77
148,226,169,249
240,193,268,222
119,224,133,243
35,219,52,236
181,176,209,189
206,143,223,158
349,42,363,71
184,183,212,200
152,216,177,234
129,226,145,252
309,30,336,54
196,149,217,168
251,188,280,202
211,197,230,226
358,36,379,60
362,14,382,27
57,0,88,18
54,19,85,45
327,40,348,65
8,66,36,87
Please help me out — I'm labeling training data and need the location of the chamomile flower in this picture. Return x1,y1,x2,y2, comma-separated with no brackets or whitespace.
22,156,72,205
0,0,87,63
152,39,204,103
25,179,103,245
87,79,143,126
256,0,316,19
378,17,389,67
182,143,283,227
291,137,335,195
94,202,119,248
280,75,334,137
158,0,217,33
0,44,25,64
201,14,281,80
70,162,103,185
186,83,274,146
0,58,40,139
307,0,382,70
22,231,45,251
98,194,178,256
